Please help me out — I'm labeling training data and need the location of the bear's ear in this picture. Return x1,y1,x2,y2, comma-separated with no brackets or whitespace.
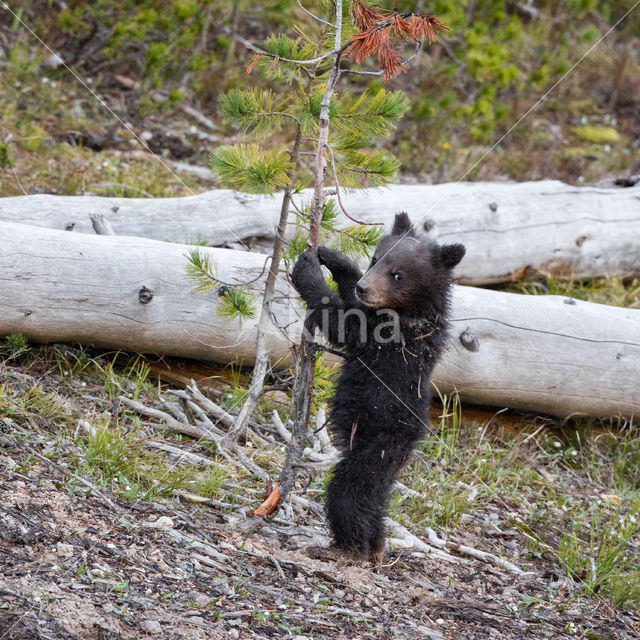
440,243,466,269
391,212,415,237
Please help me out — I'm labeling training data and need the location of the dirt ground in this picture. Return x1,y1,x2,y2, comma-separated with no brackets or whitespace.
1,424,638,640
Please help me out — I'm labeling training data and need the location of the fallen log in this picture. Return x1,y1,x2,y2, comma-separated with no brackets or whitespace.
1,181,639,285
1,222,639,419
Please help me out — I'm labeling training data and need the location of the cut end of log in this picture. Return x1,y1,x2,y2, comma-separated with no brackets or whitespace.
253,486,281,518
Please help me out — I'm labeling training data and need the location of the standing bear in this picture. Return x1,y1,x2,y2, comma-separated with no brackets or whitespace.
291,212,465,561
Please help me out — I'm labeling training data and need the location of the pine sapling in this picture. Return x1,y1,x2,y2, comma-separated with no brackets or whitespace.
187,1,447,513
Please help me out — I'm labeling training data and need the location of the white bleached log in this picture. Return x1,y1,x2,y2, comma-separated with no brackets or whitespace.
1,221,639,420
1,181,639,284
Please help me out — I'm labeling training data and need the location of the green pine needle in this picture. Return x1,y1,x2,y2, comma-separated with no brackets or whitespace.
217,287,257,323
209,144,292,194
263,33,316,63
219,89,290,137
336,149,401,188
321,199,339,225
184,249,256,323
311,355,340,411
336,224,384,259
295,88,409,138
184,248,218,293
247,34,319,82
296,89,338,136
285,230,309,264
331,133,372,151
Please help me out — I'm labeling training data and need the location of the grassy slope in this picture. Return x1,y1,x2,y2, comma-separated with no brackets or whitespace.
1,1,639,196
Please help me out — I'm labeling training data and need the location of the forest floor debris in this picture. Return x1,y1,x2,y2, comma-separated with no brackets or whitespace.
1,345,640,639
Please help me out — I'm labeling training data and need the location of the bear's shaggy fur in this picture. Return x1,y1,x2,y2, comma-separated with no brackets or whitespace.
291,212,465,560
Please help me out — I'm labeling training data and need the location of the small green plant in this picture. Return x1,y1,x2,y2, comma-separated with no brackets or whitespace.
193,464,229,499
0,143,15,169
83,417,202,499
221,364,249,410
1,332,30,361
18,387,75,429
426,387,462,465
572,125,620,144
52,344,92,378
121,356,151,401
101,360,124,401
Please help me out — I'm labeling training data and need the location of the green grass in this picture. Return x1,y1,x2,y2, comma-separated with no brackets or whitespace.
389,392,640,609
82,416,227,501
0,384,77,430
506,275,640,309
558,498,640,609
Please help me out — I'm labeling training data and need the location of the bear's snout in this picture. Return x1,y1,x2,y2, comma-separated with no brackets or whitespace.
355,281,368,297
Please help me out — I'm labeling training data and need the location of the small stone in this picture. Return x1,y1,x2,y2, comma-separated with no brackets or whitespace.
228,629,240,639
146,516,174,530
0,418,17,434
2,455,18,469
141,620,162,634
188,591,210,608
56,543,74,558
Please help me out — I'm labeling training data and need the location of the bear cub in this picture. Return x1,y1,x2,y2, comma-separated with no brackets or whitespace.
291,212,465,561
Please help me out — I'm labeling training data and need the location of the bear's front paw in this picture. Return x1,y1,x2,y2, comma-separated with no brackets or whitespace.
318,245,359,276
291,249,323,292
317,245,343,269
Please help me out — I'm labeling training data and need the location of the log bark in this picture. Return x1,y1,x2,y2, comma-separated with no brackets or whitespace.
1,181,639,284
1,221,639,420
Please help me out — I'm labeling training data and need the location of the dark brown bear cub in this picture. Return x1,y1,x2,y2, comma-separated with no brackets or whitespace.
291,212,465,561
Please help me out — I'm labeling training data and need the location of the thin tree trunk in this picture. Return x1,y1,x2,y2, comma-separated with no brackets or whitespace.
275,1,345,504
226,1,242,64
224,58,321,445
223,126,303,445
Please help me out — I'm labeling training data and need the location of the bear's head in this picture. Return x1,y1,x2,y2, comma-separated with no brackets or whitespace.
355,212,465,312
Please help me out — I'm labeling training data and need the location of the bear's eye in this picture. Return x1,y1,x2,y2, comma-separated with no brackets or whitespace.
393,272,403,281
370,256,377,268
